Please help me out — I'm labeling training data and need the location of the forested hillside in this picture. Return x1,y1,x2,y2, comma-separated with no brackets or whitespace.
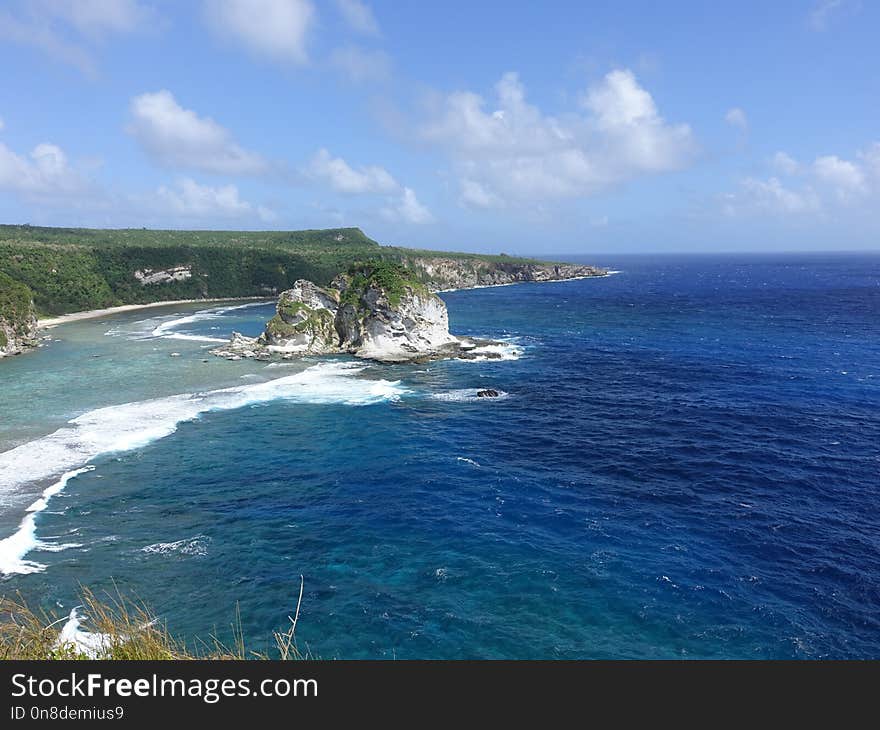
0,225,604,319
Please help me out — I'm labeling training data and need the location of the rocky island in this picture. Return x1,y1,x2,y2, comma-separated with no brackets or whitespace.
212,262,507,363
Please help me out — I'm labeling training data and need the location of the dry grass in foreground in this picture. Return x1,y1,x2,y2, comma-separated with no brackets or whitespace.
0,579,308,660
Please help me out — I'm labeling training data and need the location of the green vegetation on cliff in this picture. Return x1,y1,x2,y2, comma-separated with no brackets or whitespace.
340,260,429,307
0,224,558,317
265,314,298,339
0,225,384,315
0,271,35,343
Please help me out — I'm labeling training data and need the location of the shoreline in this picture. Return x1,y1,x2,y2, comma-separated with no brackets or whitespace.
36,274,618,329
436,270,619,294
38,297,274,329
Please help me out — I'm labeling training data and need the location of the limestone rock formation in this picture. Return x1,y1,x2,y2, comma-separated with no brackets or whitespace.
262,280,340,356
0,273,40,358
331,268,459,362
212,263,493,364
397,256,606,291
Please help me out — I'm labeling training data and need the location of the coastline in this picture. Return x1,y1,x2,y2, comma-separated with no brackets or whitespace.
36,273,618,329
436,270,619,294
38,297,274,329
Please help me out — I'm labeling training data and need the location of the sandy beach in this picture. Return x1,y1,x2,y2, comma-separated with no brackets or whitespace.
37,276,615,329
38,297,273,328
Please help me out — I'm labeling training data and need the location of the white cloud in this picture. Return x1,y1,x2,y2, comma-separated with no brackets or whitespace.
0,117,4,133
329,46,391,83
813,155,867,199
128,90,268,175
306,148,432,224
723,142,880,217
204,0,315,64
734,177,818,215
334,0,380,36
0,1,157,76
380,187,433,224
154,177,275,221
308,148,398,194
582,69,695,172
37,0,155,36
0,9,96,75
584,70,659,129
459,179,502,209
0,140,87,197
421,73,573,159
771,151,800,176
808,0,846,31
419,69,696,208
725,107,748,131
859,143,880,179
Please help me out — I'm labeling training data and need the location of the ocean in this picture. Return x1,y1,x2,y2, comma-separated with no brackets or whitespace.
1,252,878,659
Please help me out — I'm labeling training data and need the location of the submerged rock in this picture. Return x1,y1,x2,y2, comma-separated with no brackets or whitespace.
477,389,500,398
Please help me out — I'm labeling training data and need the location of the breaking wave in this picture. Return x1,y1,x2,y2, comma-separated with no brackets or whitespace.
431,388,509,403
141,535,210,557
0,467,94,575
456,338,523,361
106,301,270,342
0,362,407,574
150,302,270,343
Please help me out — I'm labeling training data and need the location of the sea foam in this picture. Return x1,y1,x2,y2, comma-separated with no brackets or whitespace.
149,303,268,343
0,362,407,574
456,337,523,362
54,608,114,658
54,607,155,658
0,467,94,575
141,535,210,557
107,301,269,343
466,342,523,361
151,312,226,342
431,388,509,403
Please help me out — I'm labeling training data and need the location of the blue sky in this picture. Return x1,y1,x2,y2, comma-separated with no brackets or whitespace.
0,0,877,254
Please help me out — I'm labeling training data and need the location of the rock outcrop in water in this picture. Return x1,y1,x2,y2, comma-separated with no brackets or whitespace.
212,262,503,364
263,279,341,356
0,272,39,358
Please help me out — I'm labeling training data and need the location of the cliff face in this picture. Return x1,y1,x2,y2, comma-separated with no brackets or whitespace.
0,316,38,358
399,256,606,291
0,272,39,358
262,279,340,356
214,264,467,363
333,270,458,362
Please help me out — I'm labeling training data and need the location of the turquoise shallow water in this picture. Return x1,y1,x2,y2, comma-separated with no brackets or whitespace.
1,253,879,658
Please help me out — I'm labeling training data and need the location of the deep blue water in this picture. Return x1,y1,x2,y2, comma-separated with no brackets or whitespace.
2,253,880,658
